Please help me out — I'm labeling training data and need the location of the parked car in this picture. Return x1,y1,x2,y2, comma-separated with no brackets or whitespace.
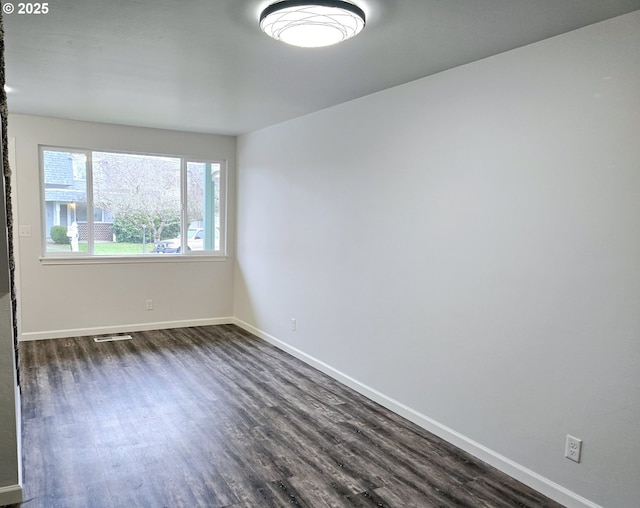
154,228,204,253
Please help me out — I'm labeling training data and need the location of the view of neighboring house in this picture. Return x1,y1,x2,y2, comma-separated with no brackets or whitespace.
43,151,114,241
42,149,220,253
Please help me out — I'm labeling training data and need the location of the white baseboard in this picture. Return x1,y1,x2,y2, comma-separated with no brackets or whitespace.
15,385,22,486
232,318,601,508
0,483,23,505
19,317,235,341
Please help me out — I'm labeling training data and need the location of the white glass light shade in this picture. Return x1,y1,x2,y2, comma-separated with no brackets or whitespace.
260,1,366,48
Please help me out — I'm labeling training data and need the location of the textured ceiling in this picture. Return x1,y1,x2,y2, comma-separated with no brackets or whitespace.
4,0,640,135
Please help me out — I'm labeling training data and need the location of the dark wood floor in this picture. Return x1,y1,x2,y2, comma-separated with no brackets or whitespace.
12,324,563,507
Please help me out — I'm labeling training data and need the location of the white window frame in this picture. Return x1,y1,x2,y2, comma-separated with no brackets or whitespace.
39,145,227,263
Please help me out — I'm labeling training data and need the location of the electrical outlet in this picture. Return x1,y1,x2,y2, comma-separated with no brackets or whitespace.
565,435,582,463
290,318,296,331
146,299,153,311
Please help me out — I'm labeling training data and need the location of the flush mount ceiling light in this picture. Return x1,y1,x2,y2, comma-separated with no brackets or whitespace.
260,0,366,48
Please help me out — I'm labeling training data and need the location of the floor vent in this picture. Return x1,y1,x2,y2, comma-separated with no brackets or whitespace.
93,335,133,343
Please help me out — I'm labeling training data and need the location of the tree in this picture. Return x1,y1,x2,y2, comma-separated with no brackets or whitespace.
92,152,181,243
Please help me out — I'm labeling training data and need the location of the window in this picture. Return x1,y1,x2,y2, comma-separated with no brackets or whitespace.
41,147,226,257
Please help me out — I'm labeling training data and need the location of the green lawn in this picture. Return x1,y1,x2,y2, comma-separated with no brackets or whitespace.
47,242,156,255
81,242,155,255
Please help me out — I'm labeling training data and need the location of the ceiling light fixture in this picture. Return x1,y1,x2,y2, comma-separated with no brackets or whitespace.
260,0,366,48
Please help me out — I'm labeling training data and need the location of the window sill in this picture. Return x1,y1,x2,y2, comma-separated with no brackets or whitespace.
40,254,229,266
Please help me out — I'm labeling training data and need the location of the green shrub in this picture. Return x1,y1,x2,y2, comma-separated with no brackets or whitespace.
50,225,70,244
112,212,180,243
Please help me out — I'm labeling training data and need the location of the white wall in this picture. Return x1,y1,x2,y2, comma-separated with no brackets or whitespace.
9,115,236,339
235,12,640,508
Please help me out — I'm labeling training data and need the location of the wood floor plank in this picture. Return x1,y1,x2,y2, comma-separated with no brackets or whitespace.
12,324,564,507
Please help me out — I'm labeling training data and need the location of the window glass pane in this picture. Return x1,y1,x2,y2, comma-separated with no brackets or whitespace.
93,152,181,255
42,147,224,258
43,150,88,254
186,161,221,252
